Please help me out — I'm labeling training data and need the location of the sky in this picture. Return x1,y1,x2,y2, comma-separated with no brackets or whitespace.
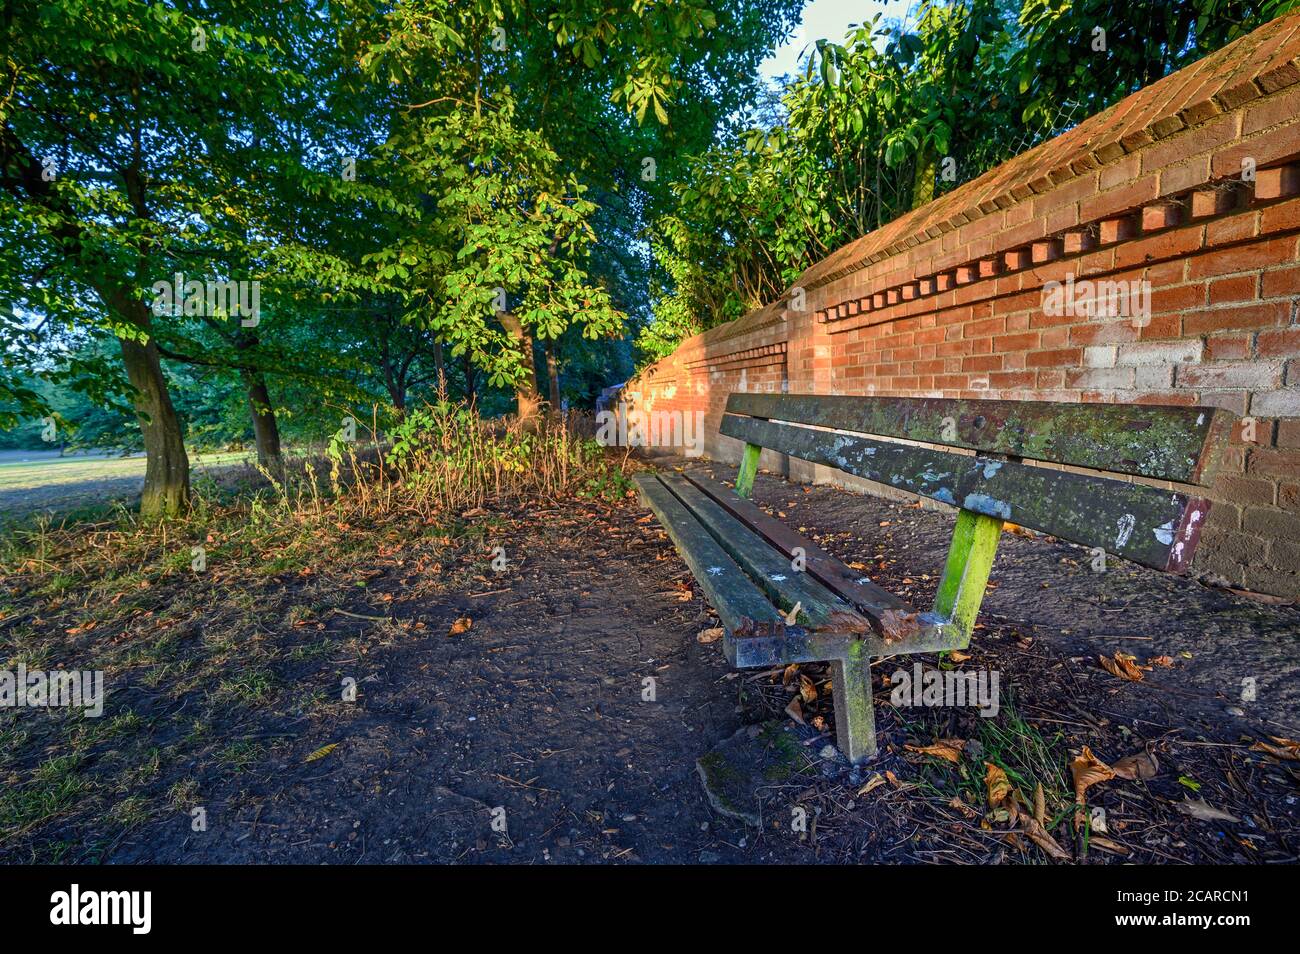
760,0,915,81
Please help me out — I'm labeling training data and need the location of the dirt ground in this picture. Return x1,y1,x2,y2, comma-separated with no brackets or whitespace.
2,457,1298,864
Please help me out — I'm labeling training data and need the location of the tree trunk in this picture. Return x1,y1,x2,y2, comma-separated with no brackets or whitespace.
545,339,561,414
433,339,447,395
242,369,284,478
462,353,476,403
497,311,542,421
382,368,407,418
119,333,190,518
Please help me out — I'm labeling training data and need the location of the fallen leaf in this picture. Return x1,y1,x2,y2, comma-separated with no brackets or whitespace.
1112,750,1159,780
948,795,980,819
1099,652,1147,682
1176,798,1240,824
949,650,972,663
1147,655,1174,667
447,616,472,637
304,743,338,763
1089,835,1131,856
1070,746,1117,829
1033,782,1047,828
984,761,1013,808
857,773,886,797
1251,736,1300,761
784,697,805,725
696,627,723,644
798,675,818,704
906,739,966,763
1021,815,1071,861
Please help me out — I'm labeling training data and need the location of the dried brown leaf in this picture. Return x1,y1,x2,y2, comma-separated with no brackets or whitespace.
784,697,805,725
1112,750,1159,780
1021,815,1071,861
1099,652,1146,682
905,739,966,763
1250,736,1300,761
798,674,818,704
857,773,886,797
984,761,1013,808
1070,746,1117,829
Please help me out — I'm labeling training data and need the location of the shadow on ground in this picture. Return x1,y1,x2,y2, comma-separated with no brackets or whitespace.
2,458,1297,864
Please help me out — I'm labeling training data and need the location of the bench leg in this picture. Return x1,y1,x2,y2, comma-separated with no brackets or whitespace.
734,442,762,498
831,646,876,763
934,507,1003,646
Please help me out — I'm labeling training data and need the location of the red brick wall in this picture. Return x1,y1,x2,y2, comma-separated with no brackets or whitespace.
629,12,1300,599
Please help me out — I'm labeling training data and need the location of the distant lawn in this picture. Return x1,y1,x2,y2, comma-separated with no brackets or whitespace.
0,450,256,523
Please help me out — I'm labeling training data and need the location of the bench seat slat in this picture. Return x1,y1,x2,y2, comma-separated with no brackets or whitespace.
726,393,1231,485
720,414,1209,572
679,471,926,643
634,475,784,637
658,474,870,636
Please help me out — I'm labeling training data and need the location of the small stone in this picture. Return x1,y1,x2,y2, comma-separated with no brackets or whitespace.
1226,706,1245,716
819,745,838,760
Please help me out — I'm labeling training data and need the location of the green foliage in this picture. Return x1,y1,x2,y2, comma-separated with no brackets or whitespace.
640,0,1295,363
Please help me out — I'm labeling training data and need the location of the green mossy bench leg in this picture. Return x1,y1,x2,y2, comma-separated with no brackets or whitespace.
934,507,1004,645
831,643,875,763
734,442,761,499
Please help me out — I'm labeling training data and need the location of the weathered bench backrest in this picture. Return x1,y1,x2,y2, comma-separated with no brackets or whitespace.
720,393,1232,574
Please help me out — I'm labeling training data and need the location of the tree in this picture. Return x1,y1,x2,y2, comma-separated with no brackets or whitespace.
641,0,1296,363
1,0,314,515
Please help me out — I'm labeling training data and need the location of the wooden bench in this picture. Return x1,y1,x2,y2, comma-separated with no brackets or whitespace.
635,393,1232,763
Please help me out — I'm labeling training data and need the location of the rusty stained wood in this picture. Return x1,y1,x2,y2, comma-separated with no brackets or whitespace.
680,471,927,644
726,392,1232,485
658,474,870,635
720,414,1210,572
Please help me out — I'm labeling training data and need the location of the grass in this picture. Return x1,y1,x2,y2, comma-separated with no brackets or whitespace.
905,695,1073,825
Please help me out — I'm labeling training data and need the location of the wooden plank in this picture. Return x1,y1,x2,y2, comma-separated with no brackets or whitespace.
634,475,784,638
720,414,1210,572
726,392,1232,485
681,471,925,643
658,474,870,635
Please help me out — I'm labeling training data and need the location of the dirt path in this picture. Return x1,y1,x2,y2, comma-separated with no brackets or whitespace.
110,500,759,863
7,461,1299,864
